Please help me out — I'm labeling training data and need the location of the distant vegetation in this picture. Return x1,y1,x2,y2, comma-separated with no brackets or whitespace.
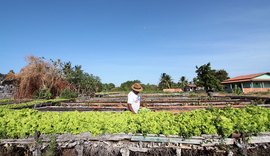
1,56,229,99
195,62,229,92
1,56,102,99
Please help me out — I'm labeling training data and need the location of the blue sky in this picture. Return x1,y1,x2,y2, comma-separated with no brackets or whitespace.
1,0,270,86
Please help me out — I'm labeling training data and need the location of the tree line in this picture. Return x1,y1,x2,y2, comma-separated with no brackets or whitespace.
1,56,229,99
117,62,229,92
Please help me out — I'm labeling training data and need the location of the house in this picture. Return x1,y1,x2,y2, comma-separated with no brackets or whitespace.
184,84,197,92
0,72,16,98
221,72,270,93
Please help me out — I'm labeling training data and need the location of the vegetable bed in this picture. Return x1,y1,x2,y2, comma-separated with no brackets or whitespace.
0,105,269,139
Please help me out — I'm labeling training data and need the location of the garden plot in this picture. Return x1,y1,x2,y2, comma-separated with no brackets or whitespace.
34,96,252,112
1,98,270,156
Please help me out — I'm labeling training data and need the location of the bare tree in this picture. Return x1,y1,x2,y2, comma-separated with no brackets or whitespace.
15,56,70,99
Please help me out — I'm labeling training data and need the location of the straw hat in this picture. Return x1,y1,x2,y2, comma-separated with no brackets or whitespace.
131,83,143,92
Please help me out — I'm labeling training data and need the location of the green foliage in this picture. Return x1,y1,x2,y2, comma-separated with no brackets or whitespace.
51,59,102,96
178,76,188,89
0,99,68,109
67,67,102,96
215,115,234,137
138,107,151,113
141,84,159,93
119,80,141,91
79,73,102,96
0,99,13,104
1,106,270,138
33,88,52,99
233,87,242,95
158,73,173,89
195,62,223,91
60,89,78,99
214,69,229,82
101,83,116,92
116,81,159,93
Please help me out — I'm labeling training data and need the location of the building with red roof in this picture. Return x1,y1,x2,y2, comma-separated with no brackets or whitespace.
221,72,270,93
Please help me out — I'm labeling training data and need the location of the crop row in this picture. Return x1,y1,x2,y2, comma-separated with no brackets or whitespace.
0,105,269,138
0,99,69,109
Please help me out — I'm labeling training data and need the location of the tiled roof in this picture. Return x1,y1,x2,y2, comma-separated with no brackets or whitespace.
222,72,269,84
187,84,196,87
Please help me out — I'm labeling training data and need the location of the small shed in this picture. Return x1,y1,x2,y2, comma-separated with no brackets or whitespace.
184,84,197,92
221,72,270,93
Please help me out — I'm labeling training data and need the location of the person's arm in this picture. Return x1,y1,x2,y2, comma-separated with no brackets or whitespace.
128,103,136,114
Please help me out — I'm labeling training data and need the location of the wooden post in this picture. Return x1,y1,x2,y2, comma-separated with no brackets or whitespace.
120,148,130,156
242,134,248,156
32,149,41,156
33,130,41,156
260,82,264,92
176,148,181,156
75,144,84,156
251,82,254,92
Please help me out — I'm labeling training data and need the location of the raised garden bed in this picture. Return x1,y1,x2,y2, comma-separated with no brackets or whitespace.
1,95,270,155
35,104,249,112
32,96,255,112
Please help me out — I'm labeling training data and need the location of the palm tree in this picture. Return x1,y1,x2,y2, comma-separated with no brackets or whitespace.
158,73,173,89
178,76,188,89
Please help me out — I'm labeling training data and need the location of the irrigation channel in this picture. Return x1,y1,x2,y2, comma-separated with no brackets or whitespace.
32,94,269,113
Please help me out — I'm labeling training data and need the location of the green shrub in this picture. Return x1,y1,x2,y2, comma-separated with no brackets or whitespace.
33,89,52,99
233,87,242,95
60,89,78,99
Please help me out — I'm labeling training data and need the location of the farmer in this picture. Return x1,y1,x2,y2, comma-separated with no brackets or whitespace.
127,83,143,114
